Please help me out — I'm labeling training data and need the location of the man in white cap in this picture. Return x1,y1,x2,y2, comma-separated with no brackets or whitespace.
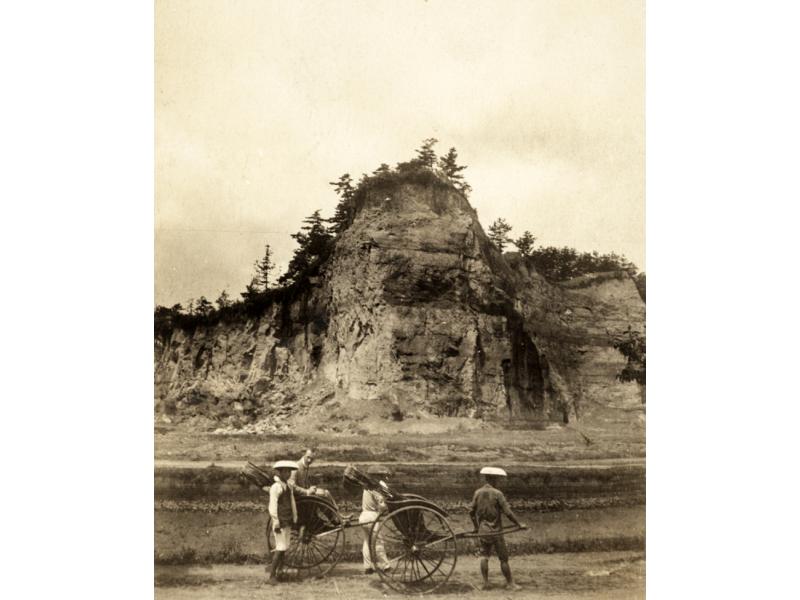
469,466,527,591
264,460,299,585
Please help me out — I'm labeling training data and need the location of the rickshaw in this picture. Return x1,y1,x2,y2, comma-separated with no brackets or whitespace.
242,462,522,594
242,462,350,578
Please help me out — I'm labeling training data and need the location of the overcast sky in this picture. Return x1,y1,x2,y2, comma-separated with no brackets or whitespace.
155,0,644,307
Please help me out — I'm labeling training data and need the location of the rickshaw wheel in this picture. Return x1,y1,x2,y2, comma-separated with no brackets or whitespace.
265,496,345,578
369,505,457,594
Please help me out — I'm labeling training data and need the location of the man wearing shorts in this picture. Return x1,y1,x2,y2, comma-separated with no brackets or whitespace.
264,460,299,585
469,466,527,591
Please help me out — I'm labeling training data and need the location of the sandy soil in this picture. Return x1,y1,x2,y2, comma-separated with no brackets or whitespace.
155,551,645,600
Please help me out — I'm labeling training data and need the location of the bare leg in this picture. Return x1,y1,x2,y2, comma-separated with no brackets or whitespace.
268,550,284,583
501,561,522,590
500,560,512,583
479,557,489,588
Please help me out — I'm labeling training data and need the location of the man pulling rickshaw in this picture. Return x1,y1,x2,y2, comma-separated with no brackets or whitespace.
243,459,528,592
470,466,527,591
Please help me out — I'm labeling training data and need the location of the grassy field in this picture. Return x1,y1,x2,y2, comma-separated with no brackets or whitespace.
155,460,644,506
155,551,645,599
155,416,644,465
155,505,644,565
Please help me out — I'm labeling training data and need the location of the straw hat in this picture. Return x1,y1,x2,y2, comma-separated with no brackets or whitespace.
480,466,507,476
367,465,392,476
273,460,299,470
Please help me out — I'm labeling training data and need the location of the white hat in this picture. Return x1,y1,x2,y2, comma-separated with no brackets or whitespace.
273,460,299,470
367,465,392,476
480,467,507,476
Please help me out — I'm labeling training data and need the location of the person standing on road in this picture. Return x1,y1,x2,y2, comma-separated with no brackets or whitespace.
469,466,527,591
359,465,392,574
264,460,299,585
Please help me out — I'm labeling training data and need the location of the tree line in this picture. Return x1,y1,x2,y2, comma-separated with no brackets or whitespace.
155,138,472,336
487,217,645,299
155,137,645,338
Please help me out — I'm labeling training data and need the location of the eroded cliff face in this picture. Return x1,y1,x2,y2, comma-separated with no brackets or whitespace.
154,182,644,431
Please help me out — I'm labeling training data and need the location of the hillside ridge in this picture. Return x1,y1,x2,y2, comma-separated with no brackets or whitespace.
154,179,644,432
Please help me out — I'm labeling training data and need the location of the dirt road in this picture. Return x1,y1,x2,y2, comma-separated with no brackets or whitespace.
155,551,644,600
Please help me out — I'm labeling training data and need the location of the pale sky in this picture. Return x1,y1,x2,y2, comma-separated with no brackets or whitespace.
155,0,644,307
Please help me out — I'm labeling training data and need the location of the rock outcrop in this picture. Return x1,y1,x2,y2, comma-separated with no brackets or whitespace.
154,180,644,431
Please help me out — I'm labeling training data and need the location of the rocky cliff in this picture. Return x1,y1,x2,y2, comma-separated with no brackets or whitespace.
154,180,644,432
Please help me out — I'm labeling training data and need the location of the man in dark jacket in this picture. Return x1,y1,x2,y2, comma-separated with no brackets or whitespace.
289,449,338,508
469,466,527,591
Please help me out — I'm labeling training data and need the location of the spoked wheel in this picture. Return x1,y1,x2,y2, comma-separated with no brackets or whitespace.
265,496,346,578
370,505,457,594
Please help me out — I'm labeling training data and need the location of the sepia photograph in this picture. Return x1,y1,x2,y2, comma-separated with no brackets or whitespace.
8,2,800,600
154,1,645,597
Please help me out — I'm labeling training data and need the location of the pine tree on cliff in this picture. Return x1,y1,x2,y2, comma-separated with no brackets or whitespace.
437,146,464,177
279,210,334,285
328,173,356,235
415,137,439,168
488,218,513,252
372,163,391,176
438,147,471,195
253,244,274,290
297,210,332,256
240,277,260,300
513,231,537,257
215,289,231,310
195,296,214,318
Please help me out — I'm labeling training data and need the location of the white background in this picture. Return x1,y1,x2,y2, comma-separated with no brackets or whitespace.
2,2,799,599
